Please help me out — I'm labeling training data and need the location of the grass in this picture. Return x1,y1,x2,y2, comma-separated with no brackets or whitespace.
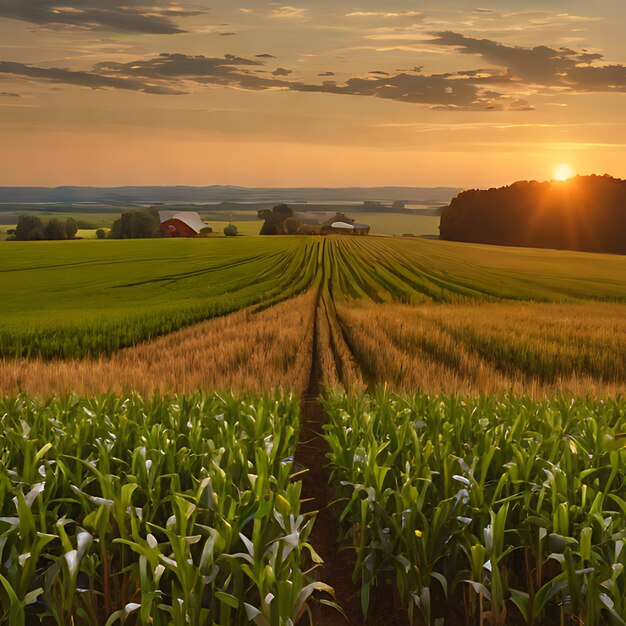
323,391,626,625
0,237,320,358
0,292,316,397
0,392,330,625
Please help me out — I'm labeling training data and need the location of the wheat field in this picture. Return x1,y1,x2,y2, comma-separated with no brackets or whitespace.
4,293,626,397
0,292,315,396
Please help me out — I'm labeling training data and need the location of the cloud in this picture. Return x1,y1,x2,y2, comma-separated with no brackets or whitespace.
291,72,530,111
95,53,262,78
0,0,205,34
431,31,626,93
318,71,335,77
94,53,289,91
256,53,276,59
272,67,292,76
346,11,420,19
0,60,187,94
271,6,307,19
0,91,20,97
0,51,531,110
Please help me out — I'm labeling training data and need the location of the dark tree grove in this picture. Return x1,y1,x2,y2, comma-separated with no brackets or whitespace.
14,215,44,240
110,210,160,239
439,175,626,254
43,218,68,240
14,215,82,241
258,204,301,235
65,217,78,239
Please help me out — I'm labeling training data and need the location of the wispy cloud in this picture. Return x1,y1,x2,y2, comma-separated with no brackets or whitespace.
0,0,206,34
270,6,307,19
345,11,420,19
0,59,188,94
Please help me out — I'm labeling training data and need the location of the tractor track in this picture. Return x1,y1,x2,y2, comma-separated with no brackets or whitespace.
295,246,407,625
295,270,362,625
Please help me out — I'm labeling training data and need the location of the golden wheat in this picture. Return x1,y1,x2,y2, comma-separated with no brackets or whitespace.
335,301,626,395
4,294,626,397
0,292,316,396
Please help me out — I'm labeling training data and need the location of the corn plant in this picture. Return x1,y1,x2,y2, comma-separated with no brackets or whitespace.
0,392,330,625
323,390,626,625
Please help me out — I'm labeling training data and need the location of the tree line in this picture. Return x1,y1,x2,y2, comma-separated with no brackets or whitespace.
13,215,80,240
439,175,626,254
11,210,160,241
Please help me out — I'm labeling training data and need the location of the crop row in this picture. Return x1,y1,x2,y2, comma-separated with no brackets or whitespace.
335,301,626,394
0,291,316,397
5,288,626,399
324,237,626,304
5,235,626,361
323,391,626,625
1,239,321,359
0,393,329,625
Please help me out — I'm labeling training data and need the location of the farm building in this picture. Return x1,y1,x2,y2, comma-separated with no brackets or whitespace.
158,211,211,237
321,221,371,236
321,213,370,236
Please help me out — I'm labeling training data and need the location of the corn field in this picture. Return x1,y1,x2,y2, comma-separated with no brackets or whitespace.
323,391,626,625
0,393,331,625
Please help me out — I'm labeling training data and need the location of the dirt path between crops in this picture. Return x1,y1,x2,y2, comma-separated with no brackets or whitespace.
296,284,361,625
295,280,409,626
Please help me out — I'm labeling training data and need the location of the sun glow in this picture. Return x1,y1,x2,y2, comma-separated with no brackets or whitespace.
554,163,575,181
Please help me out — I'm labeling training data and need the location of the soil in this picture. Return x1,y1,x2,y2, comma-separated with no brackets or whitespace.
294,285,406,626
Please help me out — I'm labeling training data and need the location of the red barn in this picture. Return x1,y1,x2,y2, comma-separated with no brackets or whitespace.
158,210,210,237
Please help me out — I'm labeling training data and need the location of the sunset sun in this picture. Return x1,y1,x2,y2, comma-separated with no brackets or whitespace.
554,163,575,181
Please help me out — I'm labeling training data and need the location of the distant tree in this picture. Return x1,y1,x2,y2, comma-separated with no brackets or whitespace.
200,226,213,235
258,204,301,235
110,210,159,239
65,218,78,239
223,224,238,237
15,215,44,240
96,229,106,239
44,218,68,240
439,175,626,254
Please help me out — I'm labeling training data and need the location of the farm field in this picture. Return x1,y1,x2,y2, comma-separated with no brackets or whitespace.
0,392,329,625
3,235,626,625
4,236,626,361
334,301,626,394
1,292,316,396
0,238,318,358
324,392,626,625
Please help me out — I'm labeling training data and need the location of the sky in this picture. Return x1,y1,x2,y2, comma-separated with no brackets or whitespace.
0,0,625,187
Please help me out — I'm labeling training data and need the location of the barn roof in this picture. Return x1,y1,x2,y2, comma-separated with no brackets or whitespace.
331,221,355,230
158,210,208,234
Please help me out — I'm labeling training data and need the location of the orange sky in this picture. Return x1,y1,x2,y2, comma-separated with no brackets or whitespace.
0,1,625,187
